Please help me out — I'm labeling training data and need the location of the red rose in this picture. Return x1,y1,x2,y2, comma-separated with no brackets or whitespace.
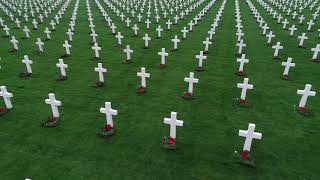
104,124,113,131
49,117,57,122
184,92,191,97
138,86,145,93
299,107,307,113
240,99,246,104
0,108,6,113
168,137,175,145
241,150,250,160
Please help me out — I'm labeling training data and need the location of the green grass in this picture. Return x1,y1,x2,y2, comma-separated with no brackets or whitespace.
0,0,320,179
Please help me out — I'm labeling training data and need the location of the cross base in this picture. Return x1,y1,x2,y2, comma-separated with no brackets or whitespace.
159,64,166,69
281,75,291,81
42,116,59,128
170,48,178,52
236,71,245,76
44,38,51,41
22,37,29,39
298,45,306,49
234,150,256,167
122,60,132,64
37,50,44,55
143,46,149,49
19,72,32,78
298,107,313,117
115,44,123,48
311,58,320,63
56,75,67,81
94,81,104,88
137,86,146,94
239,99,250,107
156,36,161,39
161,136,177,150
273,55,280,60
3,35,10,38
132,34,138,37
235,53,242,57
33,28,38,30
0,107,10,116
9,48,18,52
203,51,209,55
61,54,71,58
183,92,196,100
195,66,205,72
91,57,100,61
266,42,272,46
97,124,115,137
51,29,56,31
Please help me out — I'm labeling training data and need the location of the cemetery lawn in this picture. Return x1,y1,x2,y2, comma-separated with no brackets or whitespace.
0,0,320,179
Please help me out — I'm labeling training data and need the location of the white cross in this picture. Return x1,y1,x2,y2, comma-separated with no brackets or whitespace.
23,26,30,38
184,72,199,94
90,31,98,43
110,23,116,34
56,59,68,77
95,63,107,82
307,20,314,31
203,37,212,52
236,39,246,54
132,24,139,35
66,29,74,42
196,51,207,67
100,101,118,127
164,112,183,139
115,32,123,45
281,57,295,76
188,21,194,31
298,33,308,47
143,34,151,47
282,19,289,29
125,18,131,27
239,123,262,151
298,15,305,24
166,19,172,30
92,43,101,58
287,24,296,35
45,93,62,118
266,31,275,44
145,19,151,29
156,25,163,38
137,67,150,87
272,42,283,57
0,86,13,109
158,48,168,65
10,36,19,50
3,25,10,36
44,27,51,39
15,18,21,28
237,54,249,72
35,38,44,52
50,20,56,30
181,27,188,39
237,78,253,101
297,84,316,108
22,55,33,73
311,44,320,60
32,19,38,29
63,40,71,55
171,35,180,50
123,45,133,60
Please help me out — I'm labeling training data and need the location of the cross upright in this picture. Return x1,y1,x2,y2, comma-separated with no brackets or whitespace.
45,93,62,118
143,34,151,47
123,45,133,60
298,33,308,47
237,54,249,73
171,35,180,50
297,84,316,108
181,27,188,39
281,57,295,76
237,78,253,101
63,40,71,55
158,48,168,65
156,25,163,38
184,72,199,94
23,26,30,38
22,55,33,73
100,102,118,127
239,123,262,151
44,27,51,39
236,39,246,54
36,38,44,52
272,42,283,57
92,43,101,58
164,112,183,139
311,44,320,60
0,86,13,109
56,59,68,77
196,51,207,67
116,32,123,45
95,63,107,82
137,67,150,88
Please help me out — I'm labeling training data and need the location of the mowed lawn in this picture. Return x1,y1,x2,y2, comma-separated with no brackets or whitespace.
0,0,320,179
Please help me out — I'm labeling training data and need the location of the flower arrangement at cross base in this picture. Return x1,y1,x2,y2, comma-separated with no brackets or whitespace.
42,116,59,128
94,81,104,87
162,136,177,150
238,98,250,106
195,66,205,72
97,124,115,137
56,76,67,81
137,86,146,93
159,64,166,69
236,71,245,76
234,150,256,167
19,72,31,78
0,107,9,116
298,107,313,117
183,92,195,100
